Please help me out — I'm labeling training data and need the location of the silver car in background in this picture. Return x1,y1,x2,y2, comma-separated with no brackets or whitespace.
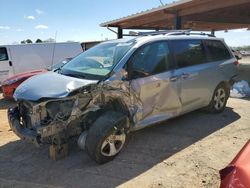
8,31,238,163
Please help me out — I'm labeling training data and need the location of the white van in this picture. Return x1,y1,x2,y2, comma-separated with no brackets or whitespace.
0,42,83,85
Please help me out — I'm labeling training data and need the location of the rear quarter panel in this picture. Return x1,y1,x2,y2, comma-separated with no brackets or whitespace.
203,39,238,102
204,57,237,103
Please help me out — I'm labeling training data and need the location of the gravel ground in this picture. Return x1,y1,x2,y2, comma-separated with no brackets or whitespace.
0,94,250,188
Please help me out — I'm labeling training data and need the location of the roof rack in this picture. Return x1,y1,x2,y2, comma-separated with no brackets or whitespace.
136,30,191,36
128,29,215,37
167,31,215,37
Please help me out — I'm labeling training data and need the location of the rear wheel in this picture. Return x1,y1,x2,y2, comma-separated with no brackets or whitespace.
85,111,129,164
206,83,229,113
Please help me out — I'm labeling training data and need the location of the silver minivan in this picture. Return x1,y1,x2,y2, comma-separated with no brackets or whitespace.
8,32,238,163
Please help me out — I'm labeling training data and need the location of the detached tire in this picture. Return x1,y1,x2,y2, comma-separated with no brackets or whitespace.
206,83,229,113
85,111,129,164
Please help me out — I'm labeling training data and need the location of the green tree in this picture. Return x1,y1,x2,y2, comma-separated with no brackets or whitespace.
35,39,43,43
26,39,33,43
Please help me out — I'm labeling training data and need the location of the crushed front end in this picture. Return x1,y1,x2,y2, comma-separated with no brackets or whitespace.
8,81,142,159
8,93,91,147
8,84,99,159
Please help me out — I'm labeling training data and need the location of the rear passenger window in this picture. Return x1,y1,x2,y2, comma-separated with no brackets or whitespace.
204,40,231,61
0,47,8,61
172,40,206,68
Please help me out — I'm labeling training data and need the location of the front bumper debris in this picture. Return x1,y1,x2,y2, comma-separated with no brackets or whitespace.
8,107,41,147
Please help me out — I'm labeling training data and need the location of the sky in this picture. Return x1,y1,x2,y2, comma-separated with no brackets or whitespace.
0,0,250,47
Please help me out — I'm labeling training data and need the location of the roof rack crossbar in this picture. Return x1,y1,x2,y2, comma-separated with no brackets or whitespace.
127,29,215,37
136,29,191,36
167,31,215,37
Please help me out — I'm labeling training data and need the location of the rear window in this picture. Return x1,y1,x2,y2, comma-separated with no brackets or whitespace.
172,40,207,68
204,40,231,62
0,47,8,61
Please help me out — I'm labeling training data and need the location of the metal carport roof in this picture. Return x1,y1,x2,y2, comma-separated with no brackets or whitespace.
100,0,250,37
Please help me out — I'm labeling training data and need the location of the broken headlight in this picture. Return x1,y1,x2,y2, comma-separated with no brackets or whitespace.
45,99,75,121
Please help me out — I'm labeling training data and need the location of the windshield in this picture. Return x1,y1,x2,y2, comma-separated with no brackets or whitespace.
62,40,135,79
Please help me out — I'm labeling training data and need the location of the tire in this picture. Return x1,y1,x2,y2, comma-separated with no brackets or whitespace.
85,111,129,164
206,83,229,113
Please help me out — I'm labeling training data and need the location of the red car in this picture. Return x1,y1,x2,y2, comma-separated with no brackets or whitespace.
1,58,71,99
2,69,48,99
220,140,250,187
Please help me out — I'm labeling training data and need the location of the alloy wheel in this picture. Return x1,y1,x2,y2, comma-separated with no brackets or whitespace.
214,88,226,111
101,131,126,157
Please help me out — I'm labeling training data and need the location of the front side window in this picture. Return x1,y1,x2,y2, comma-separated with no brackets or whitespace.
62,39,135,79
130,41,172,78
204,40,232,62
0,47,8,61
172,40,206,68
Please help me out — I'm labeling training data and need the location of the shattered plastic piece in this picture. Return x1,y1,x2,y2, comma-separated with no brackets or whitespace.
220,140,250,188
230,80,250,98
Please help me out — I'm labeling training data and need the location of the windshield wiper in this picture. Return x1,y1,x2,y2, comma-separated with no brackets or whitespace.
53,67,62,72
63,72,85,79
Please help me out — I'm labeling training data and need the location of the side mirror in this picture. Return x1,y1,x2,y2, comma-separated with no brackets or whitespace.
235,55,242,60
232,49,242,60
121,69,129,81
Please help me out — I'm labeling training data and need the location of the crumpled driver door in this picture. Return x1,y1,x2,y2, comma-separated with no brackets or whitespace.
131,70,182,130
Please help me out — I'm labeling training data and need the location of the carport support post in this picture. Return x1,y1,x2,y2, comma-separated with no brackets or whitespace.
211,29,215,36
117,27,123,39
174,14,182,30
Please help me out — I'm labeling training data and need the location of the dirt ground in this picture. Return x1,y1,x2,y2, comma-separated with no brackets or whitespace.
0,93,250,188
0,58,250,188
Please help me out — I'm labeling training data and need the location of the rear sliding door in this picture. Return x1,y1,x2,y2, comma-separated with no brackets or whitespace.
171,39,212,113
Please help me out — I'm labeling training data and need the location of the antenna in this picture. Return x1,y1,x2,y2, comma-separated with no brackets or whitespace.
159,0,164,6
50,31,57,66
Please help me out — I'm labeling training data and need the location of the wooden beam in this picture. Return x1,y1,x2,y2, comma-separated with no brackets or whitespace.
121,17,173,29
179,0,250,16
185,17,250,25
183,3,250,24
183,21,250,30
125,26,170,30
118,12,174,29
110,10,173,27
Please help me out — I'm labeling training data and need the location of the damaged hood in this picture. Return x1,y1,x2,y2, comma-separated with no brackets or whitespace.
14,72,98,101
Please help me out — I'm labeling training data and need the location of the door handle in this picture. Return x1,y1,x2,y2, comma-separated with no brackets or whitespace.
181,73,190,79
170,76,178,82
9,61,12,66
219,64,224,69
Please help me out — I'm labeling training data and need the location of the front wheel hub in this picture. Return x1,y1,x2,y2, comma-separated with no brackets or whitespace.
101,132,126,157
